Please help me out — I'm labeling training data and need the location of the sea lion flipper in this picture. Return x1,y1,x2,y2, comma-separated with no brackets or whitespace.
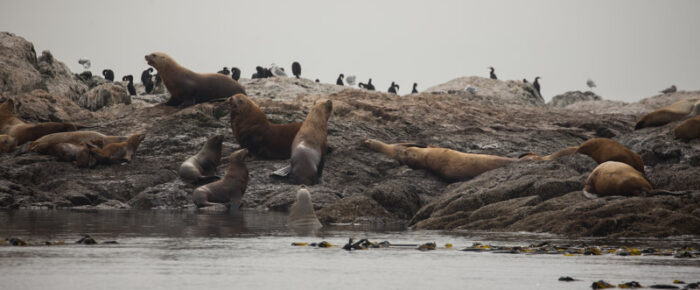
271,165,291,177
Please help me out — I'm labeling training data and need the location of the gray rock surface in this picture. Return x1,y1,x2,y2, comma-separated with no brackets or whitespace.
80,83,131,111
424,76,544,106
549,90,602,107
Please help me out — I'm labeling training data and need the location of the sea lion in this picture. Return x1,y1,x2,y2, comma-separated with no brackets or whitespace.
0,99,86,146
287,100,333,185
0,134,16,153
144,52,246,106
674,114,700,140
122,75,136,96
287,186,322,230
575,138,645,174
635,98,699,129
583,161,652,197
192,148,249,209
28,131,127,154
518,146,578,161
396,146,516,182
102,69,114,82
179,134,224,184
44,142,99,168
291,62,301,78
86,133,146,164
228,94,302,159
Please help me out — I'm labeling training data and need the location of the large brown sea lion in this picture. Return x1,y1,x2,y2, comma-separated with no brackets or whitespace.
583,161,652,197
635,98,700,129
228,94,302,159
396,146,516,182
44,142,99,168
674,114,700,140
287,100,333,185
287,186,322,230
192,148,249,209
575,138,645,174
0,99,86,146
179,135,223,184
145,52,246,106
28,131,127,154
0,135,16,153
87,133,146,164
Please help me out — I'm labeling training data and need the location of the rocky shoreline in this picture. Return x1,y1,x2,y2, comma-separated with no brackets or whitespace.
1,32,699,238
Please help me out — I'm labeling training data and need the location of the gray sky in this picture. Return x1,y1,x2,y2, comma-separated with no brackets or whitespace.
1,0,698,101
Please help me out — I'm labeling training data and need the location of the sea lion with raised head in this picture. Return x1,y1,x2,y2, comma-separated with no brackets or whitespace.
86,133,146,164
28,131,127,154
287,186,322,230
228,94,302,159
575,138,645,174
674,114,700,140
179,135,224,184
192,148,249,209
0,99,86,146
583,161,652,197
635,98,700,129
144,52,246,106
286,100,333,185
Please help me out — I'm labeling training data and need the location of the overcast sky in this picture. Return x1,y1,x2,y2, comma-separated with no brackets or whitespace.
1,0,698,101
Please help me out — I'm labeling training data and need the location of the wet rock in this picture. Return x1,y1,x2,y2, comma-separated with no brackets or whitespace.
549,91,602,108
79,83,130,111
0,89,93,122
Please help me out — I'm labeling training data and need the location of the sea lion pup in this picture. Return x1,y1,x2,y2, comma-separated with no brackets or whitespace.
0,99,86,146
287,186,322,230
575,138,645,174
192,148,249,209
87,133,146,164
228,94,302,159
583,161,652,197
674,114,700,140
517,146,578,161
362,139,425,160
144,52,246,106
28,131,127,154
396,146,516,182
45,142,99,168
102,69,114,82
291,61,301,78
122,75,136,96
635,98,700,129
231,67,241,81
0,135,17,153
286,100,333,185
179,134,224,185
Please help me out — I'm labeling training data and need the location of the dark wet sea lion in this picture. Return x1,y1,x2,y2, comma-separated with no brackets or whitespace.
192,148,249,209
179,135,223,184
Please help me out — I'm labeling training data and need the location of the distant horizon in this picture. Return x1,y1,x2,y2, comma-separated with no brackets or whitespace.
1,0,698,102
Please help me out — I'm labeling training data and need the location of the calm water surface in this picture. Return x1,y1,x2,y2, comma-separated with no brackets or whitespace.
1,210,698,290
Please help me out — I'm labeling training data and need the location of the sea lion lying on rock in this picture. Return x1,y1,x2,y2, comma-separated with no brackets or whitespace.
517,146,578,161
192,149,249,209
635,98,700,129
28,131,127,154
179,135,223,185
674,114,700,140
44,142,100,168
228,94,302,159
397,146,516,182
0,134,16,153
0,99,86,147
575,138,645,174
583,161,652,197
145,52,246,106
86,133,146,164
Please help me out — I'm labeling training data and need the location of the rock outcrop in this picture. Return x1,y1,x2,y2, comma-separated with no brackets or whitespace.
80,83,131,111
549,91,602,107
424,76,544,106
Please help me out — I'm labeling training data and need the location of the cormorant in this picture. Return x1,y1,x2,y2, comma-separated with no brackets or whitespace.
388,82,399,94
336,74,344,86
292,62,301,78
102,69,114,82
122,75,136,96
412,83,418,94
359,78,375,90
141,68,154,94
660,85,677,94
489,67,497,80
533,77,541,95
218,67,230,75
231,67,241,81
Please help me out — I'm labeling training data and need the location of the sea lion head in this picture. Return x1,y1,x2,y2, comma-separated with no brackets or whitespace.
228,94,254,117
397,146,423,167
230,148,249,163
0,135,17,153
295,185,311,203
144,52,173,70
123,133,146,162
207,134,224,147
311,99,333,121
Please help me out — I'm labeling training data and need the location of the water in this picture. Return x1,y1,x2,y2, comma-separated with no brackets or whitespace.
1,210,698,289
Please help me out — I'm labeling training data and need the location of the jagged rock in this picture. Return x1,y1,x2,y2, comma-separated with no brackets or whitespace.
80,83,131,111
424,76,544,106
549,91,602,107
0,89,92,122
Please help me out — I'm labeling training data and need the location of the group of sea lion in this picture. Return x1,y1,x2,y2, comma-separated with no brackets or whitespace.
635,97,700,140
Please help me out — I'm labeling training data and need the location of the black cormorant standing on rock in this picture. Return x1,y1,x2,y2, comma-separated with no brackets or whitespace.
231,67,241,81
122,75,136,96
218,67,230,75
292,62,301,78
252,66,264,79
336,74,344,86
489,67,498,80
412,83,418,94
141,68,154,94
315,79,320,83
533,77,541,95
359,78,375,90
660,85,677,94
155,73,162,88
102,69,114,82
523,78,528,83
388,82,399,94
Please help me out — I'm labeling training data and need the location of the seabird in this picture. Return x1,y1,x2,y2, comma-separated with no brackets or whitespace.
388,82,399,94
231,67,241,81
660,85,677,94
587,78,596,89
292,62,301,78
489,67,497,80
218,67,230,75
533,77,541,95
122,75,136,96
102,69,114,82
345,75,356,86
412,83,418,94
78,58,91,70
336,74,344,86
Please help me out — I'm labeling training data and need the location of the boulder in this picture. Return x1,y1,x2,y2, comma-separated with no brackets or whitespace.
80,83,131,111
549,90,601,107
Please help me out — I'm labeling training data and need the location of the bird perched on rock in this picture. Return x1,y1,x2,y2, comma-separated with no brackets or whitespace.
388,82,399,94
102,69,114,82
489,67,497,80
336,74,344,86
218,67,230,76
523,78,528,83
141,68,155,94
587,78,596,89
660,85,677,94
271,64,287,77
292,62,301,78
358,78,374,90
231,67,241,81
78,58,91,70
345,75,356,86
122,75,136,96
412,83,418,94
315,79,320,83
533,76,541,95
